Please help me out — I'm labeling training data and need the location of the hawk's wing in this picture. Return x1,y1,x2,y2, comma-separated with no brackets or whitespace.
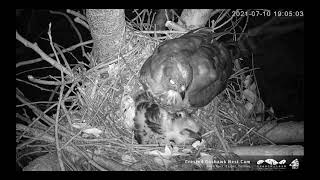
182,29,233,107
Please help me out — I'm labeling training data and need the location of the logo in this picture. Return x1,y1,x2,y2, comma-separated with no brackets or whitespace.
256,158,287,170
289,159,299,169
257,158,286,165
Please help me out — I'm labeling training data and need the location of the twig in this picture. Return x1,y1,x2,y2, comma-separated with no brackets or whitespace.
70,144,108,171
27,75,69,86
60,104,73,129
16,113,32,124
49,10,87,59
57,75,119,151
147,10,155,30
16,93,78,139
48,23,66,171
139,10,147,29
54,43,72,72
74,17,89,29
59,130,86,154
141,10,147,29
66,9,87,21
16,94,57,141
213,10,235,31
165,21,188,32
90,153,137,171
214,9,231,26
16,124,54,150
16,66,57,77
16,124,80,157
16,40,93,68
236,127,255,144
132,9,144,29
212,99,231,154
16,101,57,107
63,81,78,100
141,30,186,34
238,15,250,40
211,9,224,17
16,31,73,77
90,79,99,100
250,54,261,100
47,85,60,108
16,78,57,92
238,123,276,145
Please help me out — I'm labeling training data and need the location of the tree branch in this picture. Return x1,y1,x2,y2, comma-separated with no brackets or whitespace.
16,40,93,68
16,31,73,77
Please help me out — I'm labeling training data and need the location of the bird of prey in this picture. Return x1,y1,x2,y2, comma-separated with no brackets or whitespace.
133,92,202,145
139,27,233,112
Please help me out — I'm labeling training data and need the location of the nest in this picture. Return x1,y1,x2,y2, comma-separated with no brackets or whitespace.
16,9,276,171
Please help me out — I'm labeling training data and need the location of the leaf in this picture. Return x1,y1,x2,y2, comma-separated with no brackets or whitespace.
72,122,89,129
145,145,173,167
254,98,265,114
244,75,252,89
145,145,172,157
144,145,188,167
120,95,136,129
242,89,257,103
83,127,103,137
181,149,192,154
192,140,205,150
249,82,257,92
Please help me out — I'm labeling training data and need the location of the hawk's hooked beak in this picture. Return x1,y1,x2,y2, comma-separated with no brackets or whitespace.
179,91,185,100
179,85,186,100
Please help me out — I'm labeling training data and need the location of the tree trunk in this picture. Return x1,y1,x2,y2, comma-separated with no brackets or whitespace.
86,9,125,64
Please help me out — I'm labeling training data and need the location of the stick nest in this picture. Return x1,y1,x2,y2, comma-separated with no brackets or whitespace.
54,29,267,171
17,10,276,171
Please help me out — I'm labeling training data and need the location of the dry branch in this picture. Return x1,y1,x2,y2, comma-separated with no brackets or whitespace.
49,10,90,62
258,121,304,144
16,40,93,68
231,145,304,156
16,31,73,77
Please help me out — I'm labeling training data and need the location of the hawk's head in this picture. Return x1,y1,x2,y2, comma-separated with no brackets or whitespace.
140,52,192,110
162,57,192,100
